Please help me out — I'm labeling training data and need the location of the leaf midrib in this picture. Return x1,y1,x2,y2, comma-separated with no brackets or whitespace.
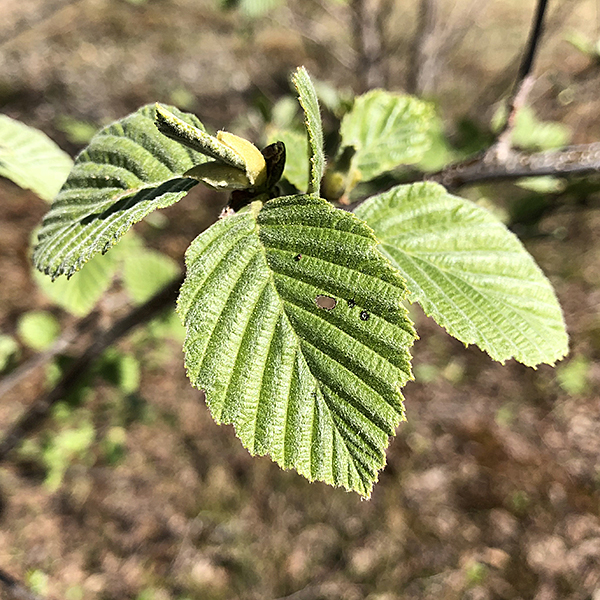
254,216,371,491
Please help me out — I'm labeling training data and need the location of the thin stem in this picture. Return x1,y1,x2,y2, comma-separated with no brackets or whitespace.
489,0,549,161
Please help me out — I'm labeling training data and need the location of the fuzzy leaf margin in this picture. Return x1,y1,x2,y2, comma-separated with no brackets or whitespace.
292,67,325,195
178,194,416,497
355,182,569,367
33,104,207,279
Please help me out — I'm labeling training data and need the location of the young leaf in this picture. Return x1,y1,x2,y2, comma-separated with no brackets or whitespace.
355,182,569,367
17,310,61,351
292,67,325,195
178,195,415,497
122,248,180,304
339,91,434,184
34,245,120,317
33,104,208,279
266,128,309,191
0,114,73,201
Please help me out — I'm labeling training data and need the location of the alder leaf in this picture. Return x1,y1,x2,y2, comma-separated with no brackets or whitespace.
0,114,73,201
33,104,208,279
355,182,569,367
178,194,415,497
292,67,325,195
339,91,434,185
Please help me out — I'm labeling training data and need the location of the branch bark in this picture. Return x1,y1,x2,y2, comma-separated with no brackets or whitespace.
487,0,549,162
427,143,600,189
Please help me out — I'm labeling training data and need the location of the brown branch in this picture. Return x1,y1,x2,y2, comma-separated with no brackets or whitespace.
0,276,183,463
427,143,600,189
486,0,549,161
0,567,45,600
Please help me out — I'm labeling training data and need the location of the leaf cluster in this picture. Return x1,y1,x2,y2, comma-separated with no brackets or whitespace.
15,68,569,496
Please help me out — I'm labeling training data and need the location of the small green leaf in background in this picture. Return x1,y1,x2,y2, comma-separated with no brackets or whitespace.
339,91,435,186
557,355,590,395
33,104,208,279
292,67,325,195
0,334,19,372
55,115,99,145
17,310,61,351
0,114,73,201
98,348,141,394
266,128,309,191
178,194,415,497
34,246,119,317
491,105,571,151
217,0,284,17
515,176,566,194
122,247,179,304
101,426,127,465
26,570,49,597
355,182,569,367
43,418,95,491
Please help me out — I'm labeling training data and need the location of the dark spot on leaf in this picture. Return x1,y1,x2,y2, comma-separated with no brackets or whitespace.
294,254,302,261
347,299,356,308
315,295,337,310
360,311,370,321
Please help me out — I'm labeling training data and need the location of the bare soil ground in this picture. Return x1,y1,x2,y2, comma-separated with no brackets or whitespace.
1,1,600,599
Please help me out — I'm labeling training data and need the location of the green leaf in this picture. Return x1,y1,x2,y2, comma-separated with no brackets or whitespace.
355,182,568,367
18,310,61,351
178,194,415,497
34,246,119,317
339,91,435,184
122,247,180,304
266,128,309,191
0,114,73,201
33,104,208,279
292,67,325,195
556,355,590,395
99,348,141,394
239,0,284,17
0,334,19,372
491,106,571,151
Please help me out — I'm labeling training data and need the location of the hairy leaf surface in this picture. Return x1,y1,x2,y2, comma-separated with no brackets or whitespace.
33,104,207,278
339,91,434,184
178,195,415,496
292,67,325,195
355,182,568,367
0,115,73,201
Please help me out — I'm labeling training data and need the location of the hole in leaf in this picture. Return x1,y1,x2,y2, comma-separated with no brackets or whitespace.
360,311,370,321
347,299,356,308
294,254,302,261
315,295,337,310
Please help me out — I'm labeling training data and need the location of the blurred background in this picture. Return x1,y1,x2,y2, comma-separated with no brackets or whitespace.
1,0,600,598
